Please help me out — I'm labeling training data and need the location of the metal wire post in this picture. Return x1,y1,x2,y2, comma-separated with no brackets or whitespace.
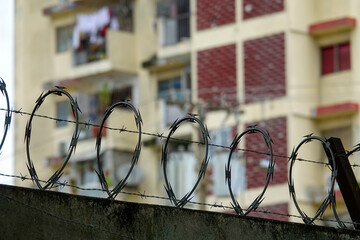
328,137,360,229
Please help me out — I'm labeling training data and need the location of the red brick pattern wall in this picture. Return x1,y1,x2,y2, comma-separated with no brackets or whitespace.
197,44,237,107
197,0,236,31
244,33,285,103
248,203,289,222
245,116,287,189
243,0,284,20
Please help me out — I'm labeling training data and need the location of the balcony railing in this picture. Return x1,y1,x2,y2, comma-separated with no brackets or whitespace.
53,30,137,81
159,13,190,46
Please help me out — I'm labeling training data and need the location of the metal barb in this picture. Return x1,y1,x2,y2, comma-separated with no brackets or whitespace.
162,114,209,208
55,86,66,90
225,166,231,182
288,135,344,227
346,143,360,157
25,88,79,190
227,127,274,216
0,78,6,92
74,98,82,113
95,101,143,199
138,190,147,199
0,79,12,152
20,173,27,181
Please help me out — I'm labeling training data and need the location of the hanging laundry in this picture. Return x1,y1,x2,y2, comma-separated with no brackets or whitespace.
110,16,120,31
72,7,112,49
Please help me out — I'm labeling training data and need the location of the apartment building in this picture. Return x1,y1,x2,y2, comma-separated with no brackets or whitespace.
14,0,360,226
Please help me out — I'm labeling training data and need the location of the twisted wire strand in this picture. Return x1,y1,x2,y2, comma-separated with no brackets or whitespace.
226,126,274,216
0,171,357,227
288,135,345,228
161,113,210,208
95,100,143,199
1,107,359,168
1,88,359,228
0,78,11,153
24,87,80,190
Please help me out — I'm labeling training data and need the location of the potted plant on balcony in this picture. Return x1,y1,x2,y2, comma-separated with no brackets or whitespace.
99,82,110,112
91,82,110,137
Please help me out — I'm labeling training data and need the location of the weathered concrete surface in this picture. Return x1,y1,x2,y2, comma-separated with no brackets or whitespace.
0,184,359,240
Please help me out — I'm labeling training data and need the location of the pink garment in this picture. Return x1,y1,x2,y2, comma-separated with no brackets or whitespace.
171,3,177,18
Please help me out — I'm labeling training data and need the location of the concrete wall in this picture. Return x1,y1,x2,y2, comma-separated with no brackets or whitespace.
0,184,359,240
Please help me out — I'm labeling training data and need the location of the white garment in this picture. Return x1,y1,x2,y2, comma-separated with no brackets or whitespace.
72,7,111,49
95,7,110,30
110,16,119,30
72,25,80,49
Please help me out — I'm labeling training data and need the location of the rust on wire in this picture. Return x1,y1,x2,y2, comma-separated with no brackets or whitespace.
95,101,142,199
25,87,80,190
288,135,345,228
0,78,11,153
161,113,210,208
226,126,274,215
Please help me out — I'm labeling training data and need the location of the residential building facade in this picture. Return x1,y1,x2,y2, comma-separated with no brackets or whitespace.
14,0,360,226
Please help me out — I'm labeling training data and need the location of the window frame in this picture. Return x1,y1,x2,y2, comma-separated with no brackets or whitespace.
321,42,351,75
56,25,73,53
56,100,70,128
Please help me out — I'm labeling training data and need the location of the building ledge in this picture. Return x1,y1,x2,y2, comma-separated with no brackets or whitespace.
309,17,356,36
312,102,358,119
157,40,191,60
43,0,122,17
43,1,84,16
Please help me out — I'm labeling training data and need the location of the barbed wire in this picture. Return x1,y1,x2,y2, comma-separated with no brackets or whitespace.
1,107,359,169
0,171,357,227
96,100,143,199
288,135,344,228
0,78,11,152
161,113,210,208
226,126,274,216
25,88,80,190
1,87,360,229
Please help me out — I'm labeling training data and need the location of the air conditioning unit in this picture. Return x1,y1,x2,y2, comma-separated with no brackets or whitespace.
116,163,144,187
213,153,245,197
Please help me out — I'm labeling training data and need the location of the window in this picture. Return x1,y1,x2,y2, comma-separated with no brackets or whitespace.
157,0,190,46
158,72,191,127
56,25,73,53
158,77,183,101
321,42,351,75
158,77,185,127
158,74,191,102
56,101,70,127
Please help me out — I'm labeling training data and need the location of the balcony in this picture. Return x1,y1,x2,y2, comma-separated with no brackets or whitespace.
53,30,137,82
158,13,190,47
157,0,191,58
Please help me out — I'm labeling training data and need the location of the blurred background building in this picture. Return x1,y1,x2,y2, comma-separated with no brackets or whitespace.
13,0,360,226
